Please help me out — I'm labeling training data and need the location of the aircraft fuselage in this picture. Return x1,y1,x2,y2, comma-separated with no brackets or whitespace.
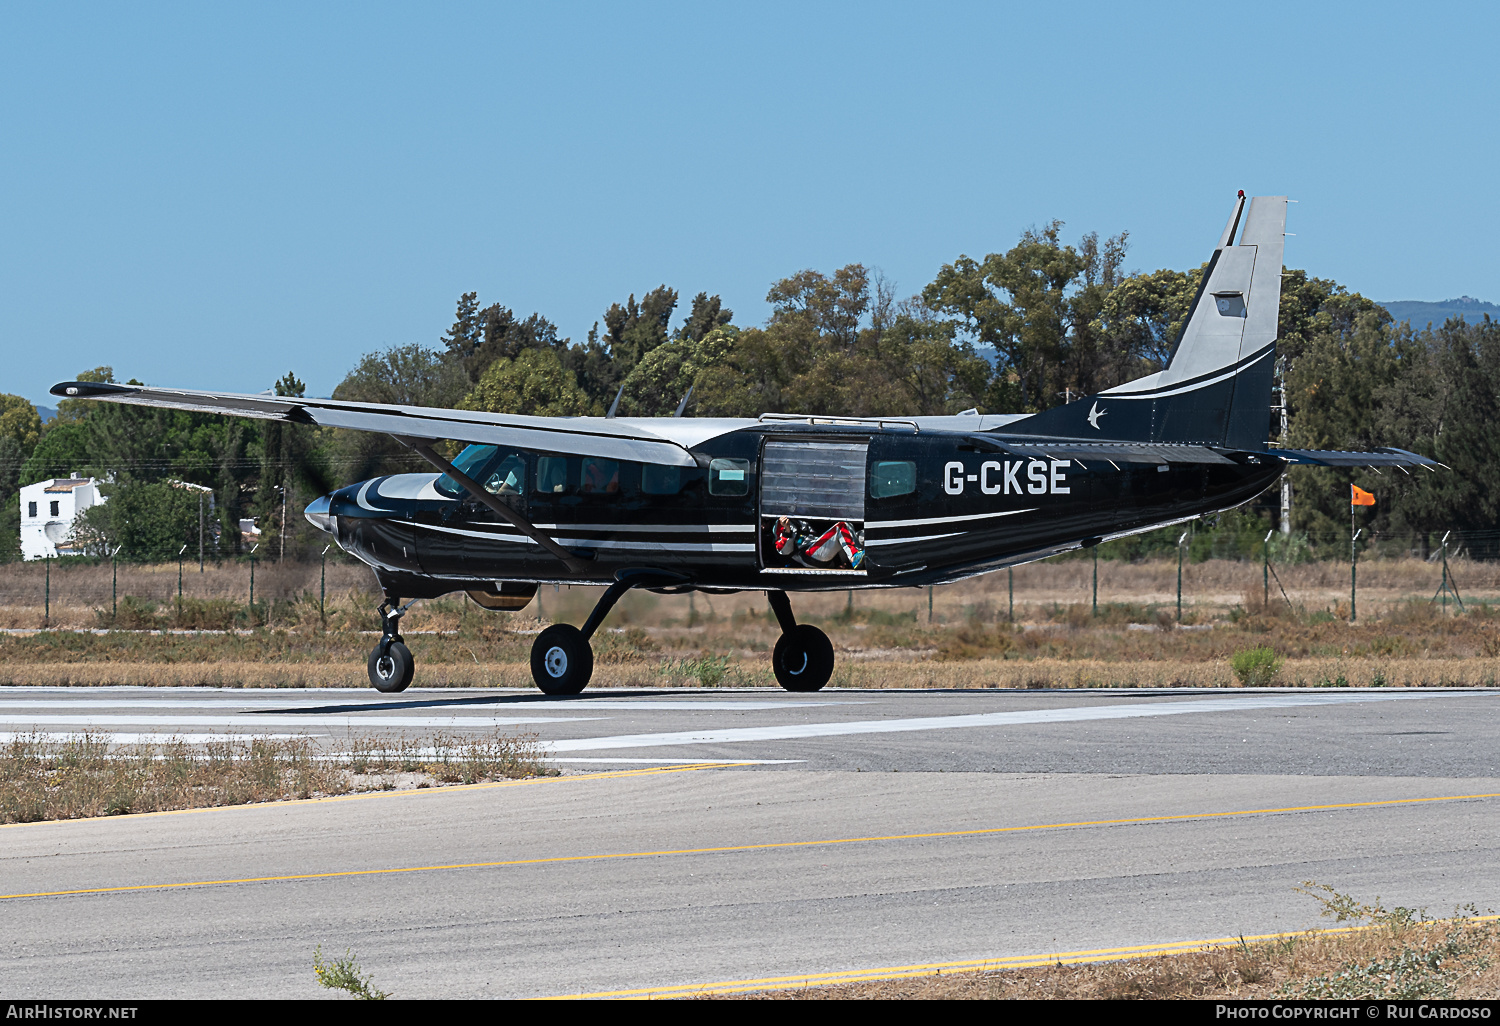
320,423,1283,597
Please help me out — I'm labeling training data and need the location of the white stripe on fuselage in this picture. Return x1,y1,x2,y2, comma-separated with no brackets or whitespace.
410,522,753,553
867,508,1037,530
865,532,964,547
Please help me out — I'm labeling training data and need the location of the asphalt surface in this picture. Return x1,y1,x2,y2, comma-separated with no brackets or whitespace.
2,685,1498,998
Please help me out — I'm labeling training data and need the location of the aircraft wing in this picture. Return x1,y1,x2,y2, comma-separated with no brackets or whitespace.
49,381,701,467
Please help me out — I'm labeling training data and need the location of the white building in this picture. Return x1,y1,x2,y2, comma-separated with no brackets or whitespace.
19,477,106,560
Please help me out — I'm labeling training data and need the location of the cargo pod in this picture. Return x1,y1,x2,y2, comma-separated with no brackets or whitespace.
758,440,868,576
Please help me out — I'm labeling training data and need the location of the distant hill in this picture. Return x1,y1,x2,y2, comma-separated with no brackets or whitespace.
35,405,56,423
1378,296,1500,328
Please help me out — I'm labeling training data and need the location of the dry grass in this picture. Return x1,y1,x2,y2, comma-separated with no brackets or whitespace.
721,888,1500,1000
4,557,1500,690
4,555,1499,632
0,729,554,824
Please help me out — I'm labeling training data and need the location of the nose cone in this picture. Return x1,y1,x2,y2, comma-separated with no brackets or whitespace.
304,494,336,535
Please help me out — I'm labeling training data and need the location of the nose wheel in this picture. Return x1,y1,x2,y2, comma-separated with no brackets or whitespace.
367,598,416,693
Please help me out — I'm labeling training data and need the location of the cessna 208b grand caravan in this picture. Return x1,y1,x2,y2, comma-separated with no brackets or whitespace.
54,193,1435,695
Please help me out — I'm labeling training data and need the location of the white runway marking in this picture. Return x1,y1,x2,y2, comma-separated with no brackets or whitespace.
0,699,854,712
546,691,1489,752
0,714,602,729
0,733,301,745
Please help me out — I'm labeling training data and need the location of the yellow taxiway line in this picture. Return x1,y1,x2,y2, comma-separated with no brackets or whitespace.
551,916,1500,999
3,790,1496,903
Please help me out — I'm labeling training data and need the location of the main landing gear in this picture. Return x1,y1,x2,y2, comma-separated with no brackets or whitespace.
529,570,686,695
766,590,834,692
367,598,417,693
525,583,834,695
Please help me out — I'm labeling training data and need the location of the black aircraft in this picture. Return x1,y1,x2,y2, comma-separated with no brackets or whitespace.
53,193,1435,696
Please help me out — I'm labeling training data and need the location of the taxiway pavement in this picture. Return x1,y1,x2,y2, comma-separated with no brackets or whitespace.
1,686,1497,998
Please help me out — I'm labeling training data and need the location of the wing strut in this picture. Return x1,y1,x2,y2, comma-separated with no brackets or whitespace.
393,436,592,575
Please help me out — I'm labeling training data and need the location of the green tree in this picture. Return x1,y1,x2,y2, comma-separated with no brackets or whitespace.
19,420,91,485
678,292,734,343
440,291,569,383
923,224,1131,412
334,344,470,409
459,348,592,417
256,372,327,561
73,481,204,560
0,395,42,452
564,285,688,410
767,266,869,346
1092,263,1201,376
330,343,471,479
617,326,738,416
0,395,41,564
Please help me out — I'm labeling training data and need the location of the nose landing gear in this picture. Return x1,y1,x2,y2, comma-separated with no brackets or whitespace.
367,598,416,693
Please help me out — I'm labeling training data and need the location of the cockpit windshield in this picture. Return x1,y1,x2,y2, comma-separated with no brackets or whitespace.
435,445,509,498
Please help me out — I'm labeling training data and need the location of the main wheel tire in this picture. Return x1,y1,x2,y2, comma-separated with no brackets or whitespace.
531,624,594,695
367,640,415,693
773,624,835,692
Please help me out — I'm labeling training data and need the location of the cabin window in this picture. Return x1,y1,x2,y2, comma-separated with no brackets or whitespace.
28,501,37,518
708,458,749,496
870,461,917,499
535,456,624,497
580,458,620,494
641,464,682,495
536,456,570,494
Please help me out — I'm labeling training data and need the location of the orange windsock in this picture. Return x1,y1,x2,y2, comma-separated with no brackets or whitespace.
1351,484,1375,507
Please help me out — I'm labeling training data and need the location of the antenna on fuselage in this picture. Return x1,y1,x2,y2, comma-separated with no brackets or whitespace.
673,385,695,418
606,383,625,419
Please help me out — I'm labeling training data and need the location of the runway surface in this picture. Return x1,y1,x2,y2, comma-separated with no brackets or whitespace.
2,685,1498,998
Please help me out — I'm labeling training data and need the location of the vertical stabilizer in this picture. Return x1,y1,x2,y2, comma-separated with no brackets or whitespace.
1004,193,1288,449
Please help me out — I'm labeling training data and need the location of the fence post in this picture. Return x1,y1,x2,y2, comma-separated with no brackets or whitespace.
249,543,258,624
1350,527,1362,622
321,544,329,624
44,555,50,629
177,544,186,620
1441,533,1448,613
1091,544,1098,617
1177,531,1188,623
112,547,118,623
1263,529,1273,609
927,585,932,623
1432,531,1465,613
1008,568,1013,622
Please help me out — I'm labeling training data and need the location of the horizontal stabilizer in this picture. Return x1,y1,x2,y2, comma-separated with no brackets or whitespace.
993,439,1237,465
1252,448,1440,469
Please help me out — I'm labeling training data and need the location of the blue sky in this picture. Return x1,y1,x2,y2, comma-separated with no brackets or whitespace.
2,2,1497,408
